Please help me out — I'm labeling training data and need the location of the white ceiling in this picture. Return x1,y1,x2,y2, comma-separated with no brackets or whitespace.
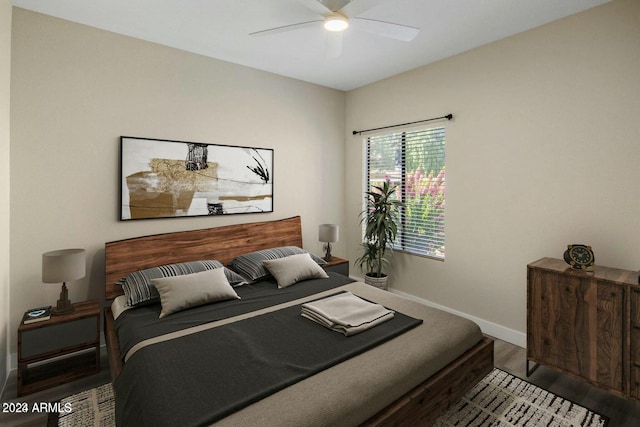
11,0,611,91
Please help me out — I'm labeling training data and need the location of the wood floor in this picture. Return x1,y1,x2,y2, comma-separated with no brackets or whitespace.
1,338,640,426
492,339,640,426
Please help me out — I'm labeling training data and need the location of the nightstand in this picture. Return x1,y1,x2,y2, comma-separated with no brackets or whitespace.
17,299,100,396
322,256,349,276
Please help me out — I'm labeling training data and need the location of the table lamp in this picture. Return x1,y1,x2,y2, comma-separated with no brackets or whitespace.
319,224,339,261
42,248,86,315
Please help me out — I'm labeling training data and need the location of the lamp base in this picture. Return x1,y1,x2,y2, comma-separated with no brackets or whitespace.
323,242,333,262
52,301,74,315
52,283,74,316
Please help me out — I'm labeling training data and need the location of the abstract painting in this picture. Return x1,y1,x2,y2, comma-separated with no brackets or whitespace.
120,136,273,220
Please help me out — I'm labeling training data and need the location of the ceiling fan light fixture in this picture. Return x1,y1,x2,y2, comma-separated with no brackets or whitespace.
323,14,349,32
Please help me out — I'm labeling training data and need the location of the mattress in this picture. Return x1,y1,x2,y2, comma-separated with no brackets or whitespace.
112,275,482,426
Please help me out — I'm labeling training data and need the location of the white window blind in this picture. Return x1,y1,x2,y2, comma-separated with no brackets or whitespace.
365,126,446,259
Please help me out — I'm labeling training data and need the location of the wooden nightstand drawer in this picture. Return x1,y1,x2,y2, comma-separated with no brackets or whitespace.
322,257,349,276
17,300,100,396
21,317,97,359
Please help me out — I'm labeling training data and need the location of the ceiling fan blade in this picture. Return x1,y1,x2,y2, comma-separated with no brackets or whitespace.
325,31,343,58
340,0,387,17
352,17,419,41
249,20,321,37
295,0,333,15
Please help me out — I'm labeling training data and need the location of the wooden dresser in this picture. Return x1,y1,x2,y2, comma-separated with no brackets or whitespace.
527,257,640,400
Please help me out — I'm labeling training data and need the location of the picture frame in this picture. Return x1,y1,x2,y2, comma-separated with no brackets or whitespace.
120,136,273,220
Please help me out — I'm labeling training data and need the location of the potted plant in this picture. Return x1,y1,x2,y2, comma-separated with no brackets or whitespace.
356,181,404,290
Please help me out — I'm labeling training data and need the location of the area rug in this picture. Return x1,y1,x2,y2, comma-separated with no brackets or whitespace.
433,368,608,426
47,383,114,427
49,369,607,426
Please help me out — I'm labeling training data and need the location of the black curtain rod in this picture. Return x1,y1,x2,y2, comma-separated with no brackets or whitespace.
352,113,453,135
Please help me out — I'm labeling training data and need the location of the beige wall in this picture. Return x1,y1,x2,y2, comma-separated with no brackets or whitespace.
7,0,639,367
9,8,345,356
345,0,640,345
1,0,11,390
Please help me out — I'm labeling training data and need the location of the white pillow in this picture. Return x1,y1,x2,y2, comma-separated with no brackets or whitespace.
262,253,329,289
151,268,240,318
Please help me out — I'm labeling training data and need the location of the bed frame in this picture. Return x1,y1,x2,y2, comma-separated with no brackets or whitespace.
104,215,494,426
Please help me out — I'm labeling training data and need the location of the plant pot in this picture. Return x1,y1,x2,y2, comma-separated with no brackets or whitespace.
364,273,388,290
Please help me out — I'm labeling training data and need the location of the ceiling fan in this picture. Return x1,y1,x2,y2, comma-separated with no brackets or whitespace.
249,0,420,58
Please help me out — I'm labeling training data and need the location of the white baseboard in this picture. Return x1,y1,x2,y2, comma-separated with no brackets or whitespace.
386,288,526,348
350,274,526,347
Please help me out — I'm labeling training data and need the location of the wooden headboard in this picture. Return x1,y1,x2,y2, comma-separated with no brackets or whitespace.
105,216,303,300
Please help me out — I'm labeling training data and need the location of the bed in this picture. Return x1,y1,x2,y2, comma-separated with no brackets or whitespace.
104,216,493,426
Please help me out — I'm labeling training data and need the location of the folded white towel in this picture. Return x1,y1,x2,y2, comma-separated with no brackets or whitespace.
301,292,394,336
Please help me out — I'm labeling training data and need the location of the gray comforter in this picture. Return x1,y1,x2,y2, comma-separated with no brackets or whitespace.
114,279,482,426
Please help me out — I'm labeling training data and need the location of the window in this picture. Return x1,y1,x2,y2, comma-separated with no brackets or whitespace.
365,126,446,259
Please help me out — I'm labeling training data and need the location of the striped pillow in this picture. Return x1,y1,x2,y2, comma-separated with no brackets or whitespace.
230,246,326,282
117,260,246,307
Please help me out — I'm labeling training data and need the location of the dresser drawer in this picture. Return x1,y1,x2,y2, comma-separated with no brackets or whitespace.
632,366,640,399
632,327,640,365
632,290,640,327
631,289,640,384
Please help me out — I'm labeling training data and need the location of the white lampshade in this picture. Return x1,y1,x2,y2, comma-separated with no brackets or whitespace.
42,248,86,283
319,224,339,243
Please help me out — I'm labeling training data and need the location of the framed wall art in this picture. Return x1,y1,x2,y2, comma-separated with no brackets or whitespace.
120,136,273,220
